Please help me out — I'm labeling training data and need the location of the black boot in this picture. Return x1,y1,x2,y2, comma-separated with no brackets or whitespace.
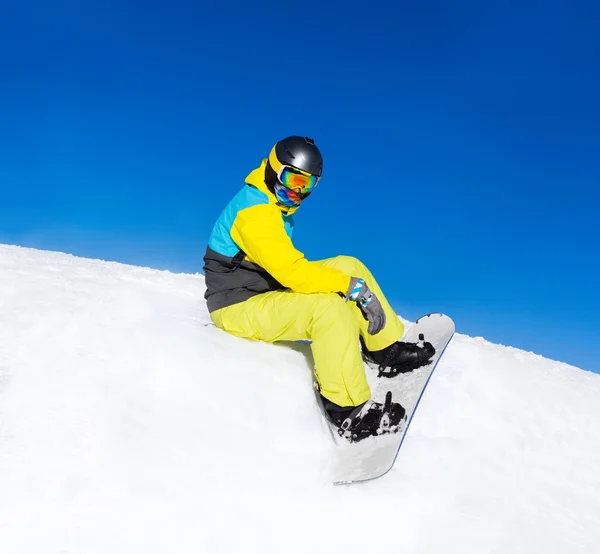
321,393,406,443
363,336,435,378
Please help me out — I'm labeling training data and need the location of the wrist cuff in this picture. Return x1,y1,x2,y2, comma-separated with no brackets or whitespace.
349,278,365,301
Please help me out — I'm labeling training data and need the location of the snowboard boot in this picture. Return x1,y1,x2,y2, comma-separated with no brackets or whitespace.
322,393,406,443
362,334,436,378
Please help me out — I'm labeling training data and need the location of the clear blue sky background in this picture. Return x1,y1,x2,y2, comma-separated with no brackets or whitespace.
1,1,599,372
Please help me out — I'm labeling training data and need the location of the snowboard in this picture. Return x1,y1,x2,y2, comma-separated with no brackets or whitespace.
326,313,455,485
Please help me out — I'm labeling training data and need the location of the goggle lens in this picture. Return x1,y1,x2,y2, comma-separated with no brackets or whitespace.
278,166,319,194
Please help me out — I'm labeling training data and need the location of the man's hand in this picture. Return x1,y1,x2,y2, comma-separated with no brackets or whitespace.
347,277,386,335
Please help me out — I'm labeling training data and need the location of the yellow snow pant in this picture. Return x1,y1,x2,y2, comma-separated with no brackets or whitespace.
210,256,405,407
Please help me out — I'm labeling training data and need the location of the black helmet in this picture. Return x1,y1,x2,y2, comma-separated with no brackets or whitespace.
270,136,323,177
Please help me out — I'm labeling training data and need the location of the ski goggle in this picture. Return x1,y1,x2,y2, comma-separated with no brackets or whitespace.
277,165,320,195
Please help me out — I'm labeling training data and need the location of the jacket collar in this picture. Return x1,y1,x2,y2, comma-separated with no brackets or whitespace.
245,159,300,216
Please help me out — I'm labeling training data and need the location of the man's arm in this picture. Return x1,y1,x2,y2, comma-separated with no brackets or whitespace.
231,203,351,295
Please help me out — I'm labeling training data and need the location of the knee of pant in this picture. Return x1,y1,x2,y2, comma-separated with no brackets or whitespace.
332,255,368,277
312,293,358,333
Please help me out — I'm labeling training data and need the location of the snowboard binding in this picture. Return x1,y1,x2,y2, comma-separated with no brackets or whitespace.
338,391,407,443
363,334,436,378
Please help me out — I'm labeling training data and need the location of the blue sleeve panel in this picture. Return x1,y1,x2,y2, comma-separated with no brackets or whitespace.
208,185,294,258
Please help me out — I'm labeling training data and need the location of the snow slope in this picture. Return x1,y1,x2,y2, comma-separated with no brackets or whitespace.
1,243,599,554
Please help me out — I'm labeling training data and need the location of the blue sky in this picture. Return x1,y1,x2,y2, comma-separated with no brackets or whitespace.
1,1,599,372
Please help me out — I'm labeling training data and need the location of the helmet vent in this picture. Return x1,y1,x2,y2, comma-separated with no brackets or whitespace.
305,137,315,145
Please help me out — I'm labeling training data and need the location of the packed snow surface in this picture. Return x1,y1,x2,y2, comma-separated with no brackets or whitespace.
1,243,599,554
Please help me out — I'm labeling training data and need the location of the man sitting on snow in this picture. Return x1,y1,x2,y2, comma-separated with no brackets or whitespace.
203,136,434,441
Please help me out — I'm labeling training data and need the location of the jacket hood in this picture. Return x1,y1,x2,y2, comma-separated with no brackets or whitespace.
244,159,300,215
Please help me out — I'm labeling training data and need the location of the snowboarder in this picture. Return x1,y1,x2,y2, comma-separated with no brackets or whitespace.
203,136,435,441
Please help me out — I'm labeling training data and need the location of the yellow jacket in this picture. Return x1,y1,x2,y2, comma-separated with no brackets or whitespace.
203,160,352,312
